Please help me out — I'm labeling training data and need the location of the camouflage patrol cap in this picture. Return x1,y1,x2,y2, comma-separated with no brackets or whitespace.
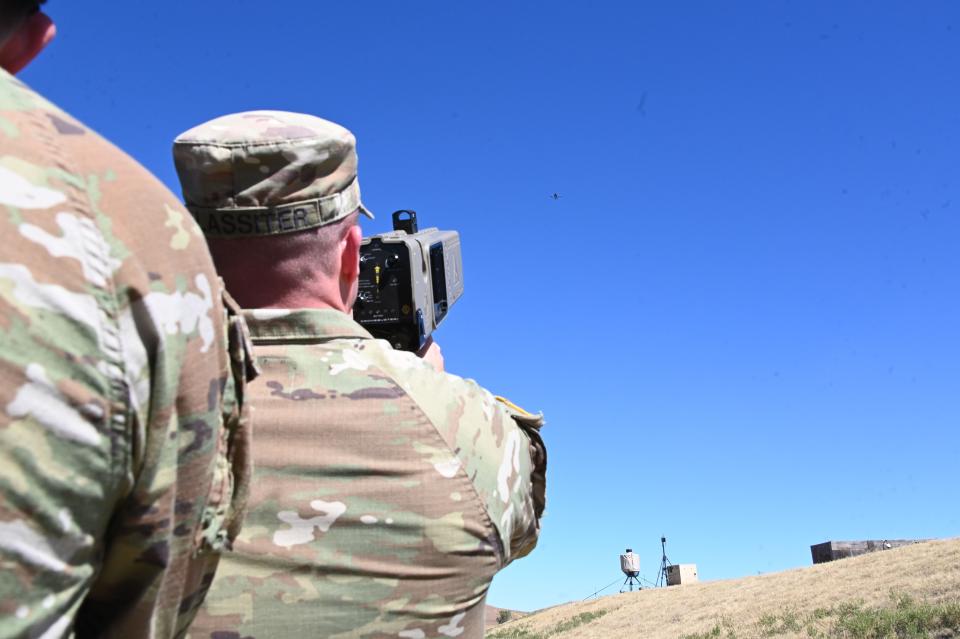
173,111,373,238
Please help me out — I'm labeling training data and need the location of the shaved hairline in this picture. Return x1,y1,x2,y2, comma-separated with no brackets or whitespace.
207,209,360,280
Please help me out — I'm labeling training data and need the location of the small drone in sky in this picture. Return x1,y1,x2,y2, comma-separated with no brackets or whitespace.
549,193,562,200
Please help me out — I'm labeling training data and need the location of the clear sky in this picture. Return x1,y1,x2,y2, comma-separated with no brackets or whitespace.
21,1,959,613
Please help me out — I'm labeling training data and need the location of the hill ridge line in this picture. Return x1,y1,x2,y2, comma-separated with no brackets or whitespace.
487,537,960,639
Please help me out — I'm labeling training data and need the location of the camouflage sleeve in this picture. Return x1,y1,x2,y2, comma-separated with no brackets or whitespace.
377,347,547,566
0,181,143,637
0,148,130,637
0,70,254,638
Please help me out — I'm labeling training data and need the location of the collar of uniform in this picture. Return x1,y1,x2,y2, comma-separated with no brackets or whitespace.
241,308,373,343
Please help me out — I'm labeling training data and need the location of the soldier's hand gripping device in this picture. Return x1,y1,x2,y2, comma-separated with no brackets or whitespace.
353,210,463,351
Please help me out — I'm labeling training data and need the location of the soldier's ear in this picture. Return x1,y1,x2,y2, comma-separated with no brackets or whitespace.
339,224,362,281
0,10,55,74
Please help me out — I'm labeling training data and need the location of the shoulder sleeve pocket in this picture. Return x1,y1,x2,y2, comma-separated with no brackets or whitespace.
494,396,547,560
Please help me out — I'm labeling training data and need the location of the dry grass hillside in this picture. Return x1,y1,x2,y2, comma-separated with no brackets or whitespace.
487,537,960,639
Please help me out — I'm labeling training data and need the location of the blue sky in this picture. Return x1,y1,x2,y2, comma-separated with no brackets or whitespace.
22,1,959,612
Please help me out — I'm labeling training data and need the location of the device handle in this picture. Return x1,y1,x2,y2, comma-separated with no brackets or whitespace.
392,210,418,234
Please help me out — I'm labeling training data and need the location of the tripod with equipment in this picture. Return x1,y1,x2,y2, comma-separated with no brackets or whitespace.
655,536,673,587
619,549,643,592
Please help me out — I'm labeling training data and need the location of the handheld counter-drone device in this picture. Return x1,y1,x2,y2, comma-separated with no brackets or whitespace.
353,210,463,351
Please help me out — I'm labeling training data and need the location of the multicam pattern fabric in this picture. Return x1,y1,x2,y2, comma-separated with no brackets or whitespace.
0,69,255,638
172,111,374,239
189,309,547,639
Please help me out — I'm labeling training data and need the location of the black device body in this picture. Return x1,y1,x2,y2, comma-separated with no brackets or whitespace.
354,210,462,352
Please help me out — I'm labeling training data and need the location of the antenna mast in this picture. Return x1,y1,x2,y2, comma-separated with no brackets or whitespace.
655,535,672,587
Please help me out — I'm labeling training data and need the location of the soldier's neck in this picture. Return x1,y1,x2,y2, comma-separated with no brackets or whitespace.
224,278,349,312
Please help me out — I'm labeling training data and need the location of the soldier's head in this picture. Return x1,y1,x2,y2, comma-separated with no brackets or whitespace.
173,111,374,311
0,0,54,74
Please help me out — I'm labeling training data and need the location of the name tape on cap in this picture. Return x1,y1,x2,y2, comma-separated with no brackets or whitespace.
189,178,362,237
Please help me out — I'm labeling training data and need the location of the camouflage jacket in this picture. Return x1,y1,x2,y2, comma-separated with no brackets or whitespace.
189,309,547,639
0,70,256,638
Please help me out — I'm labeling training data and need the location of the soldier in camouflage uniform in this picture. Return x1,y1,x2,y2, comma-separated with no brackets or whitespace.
0,3,256,637
172,111,547,639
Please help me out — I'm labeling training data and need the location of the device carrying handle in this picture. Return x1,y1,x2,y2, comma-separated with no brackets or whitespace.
392,209,418,234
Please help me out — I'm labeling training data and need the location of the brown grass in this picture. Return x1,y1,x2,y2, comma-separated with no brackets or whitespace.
487,537,960,639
